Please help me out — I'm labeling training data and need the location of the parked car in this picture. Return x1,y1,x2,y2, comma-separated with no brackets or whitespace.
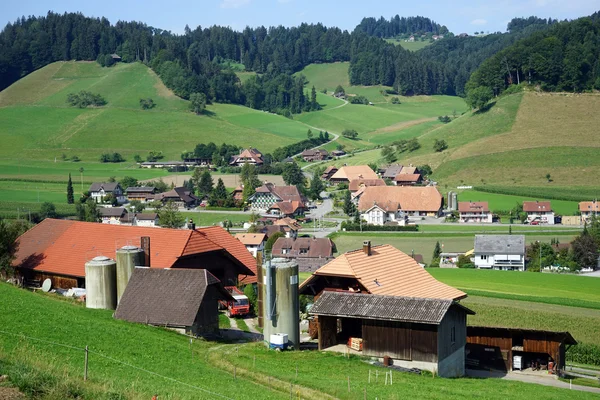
530,220,539,225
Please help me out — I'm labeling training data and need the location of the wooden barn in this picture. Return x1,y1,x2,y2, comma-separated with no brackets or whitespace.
310,291,475,377
466,326,577,373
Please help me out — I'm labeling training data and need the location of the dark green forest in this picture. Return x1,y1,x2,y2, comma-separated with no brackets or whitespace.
0,11,599,109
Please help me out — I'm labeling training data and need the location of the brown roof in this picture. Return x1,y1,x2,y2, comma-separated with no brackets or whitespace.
252,183,305,205
13,219,254,279
458,201,489,213
398,166,417,175
268,201,303,215
273,217,302,231
272,237,334,258
323,166,338,174
357,186,442,213
300,244,466,300
89,182,121,193
154,187,198,204
348,179,386,192
579,201,600,212
523,201,552,212
393,173,421,183
412,254,424,264
99,207,128,218
311,292,474,324
301,149,328,157
114,268,232,327
382,165,404,179
134,213,158,221
230,148,263,164
261,225,287,238
235,233,266,246
330,165,378,181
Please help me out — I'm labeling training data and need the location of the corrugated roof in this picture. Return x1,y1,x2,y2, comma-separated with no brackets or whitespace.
474,235,525,255
301,244,466,300
310,292,474,324
125,187,156,193
523,201,552,212
358,186,442,213
382,165,404,179
330,166,378,181
114,268,231,327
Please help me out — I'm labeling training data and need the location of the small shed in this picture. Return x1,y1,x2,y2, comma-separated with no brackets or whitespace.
115,268,233,335
310,291,474,377
466,326,577,373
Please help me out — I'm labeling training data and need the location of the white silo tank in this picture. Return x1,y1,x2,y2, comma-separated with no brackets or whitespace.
85,256,117,310
116,245,145,304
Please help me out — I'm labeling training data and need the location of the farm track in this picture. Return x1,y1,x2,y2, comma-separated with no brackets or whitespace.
207,344,340,400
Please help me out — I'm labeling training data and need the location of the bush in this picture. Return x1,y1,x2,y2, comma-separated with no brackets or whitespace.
349,95,369,105
438,115,451,123
341,221,419,232
433,139,448,152
100,153,125,163
243,284,257,315
66,91,106,108
391,97,401,104
566,343,600,366
139,98,155,109
342,129,359,139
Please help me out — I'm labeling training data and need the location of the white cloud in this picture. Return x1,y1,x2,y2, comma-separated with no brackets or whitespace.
470,18,488,26
220,0,250,9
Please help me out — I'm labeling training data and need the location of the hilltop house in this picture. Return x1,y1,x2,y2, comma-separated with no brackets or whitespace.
153,187,199,209
458,202,492,223
357,186,443,225
125,187,157,203
89,183,125,204
523,201,554,225
328,165,378,184
248,183,306,213
271,237,334,271
235,233,266,258
229,148,264,166
473,235,525,271
579,201,599,224
301,149,329,162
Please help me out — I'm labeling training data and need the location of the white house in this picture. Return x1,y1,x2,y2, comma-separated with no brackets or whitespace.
523,201,554,225
89,182,126,204
234,233,266,258
579,201,599,224
458,201,493,223
98,207,129,225
474,235,525,271
133,213,159,228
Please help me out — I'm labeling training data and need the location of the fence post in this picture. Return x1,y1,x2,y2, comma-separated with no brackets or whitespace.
364,387,366,400
253,355,256,368
290,383,293,399
84,345,88,381
368,369,371,383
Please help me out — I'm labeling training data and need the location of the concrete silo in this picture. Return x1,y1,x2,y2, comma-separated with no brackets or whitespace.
116,245,145,304
85,256,117,310
260,258,300,350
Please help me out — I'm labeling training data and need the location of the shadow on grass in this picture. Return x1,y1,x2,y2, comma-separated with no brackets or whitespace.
474,101,497,114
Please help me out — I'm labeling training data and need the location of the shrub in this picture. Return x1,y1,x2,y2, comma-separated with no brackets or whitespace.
349,95,369,105
66,91,106,108
342,129,359,139
340,221,419,232
391,97,401,104
438,115,451,123
139,98,155,109
243,284,257,315
433,139,448,152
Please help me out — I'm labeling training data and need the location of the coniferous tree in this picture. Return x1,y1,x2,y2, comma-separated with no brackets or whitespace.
343,190,356,216
211,178,229,206
67,173,74,204
432,241,442,260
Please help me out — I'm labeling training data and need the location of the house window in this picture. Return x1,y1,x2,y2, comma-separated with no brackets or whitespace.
451,326,456,344
481,255,487,261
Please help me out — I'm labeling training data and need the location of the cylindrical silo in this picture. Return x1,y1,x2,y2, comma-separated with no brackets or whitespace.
261,258,300,350
85,255,117,310
447,191,454,210
116,245,145,304
452,192,458,211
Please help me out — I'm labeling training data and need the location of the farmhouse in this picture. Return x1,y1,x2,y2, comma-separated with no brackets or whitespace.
311,292,474,377
321,166,338,180
235,233,266,257
267,200,305,218
523,201,554,225
458,201,492,223
98,207,129,224
271,237,334,271
393,173,422,186
248,183,306,213
229,148,264,166
579,201,599,224
125,186,157,202
328,165,378,184
301,149,329,162
273,217,302,238
12,219,256,289
89,182,125,204
115,268,233,335
153,187,199,208
348,178,386,193
357,186,443,225
474,235,525,271
331,150,345,157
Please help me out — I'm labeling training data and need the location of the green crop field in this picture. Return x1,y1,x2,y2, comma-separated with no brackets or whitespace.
330,232,578,264
455,189,579,215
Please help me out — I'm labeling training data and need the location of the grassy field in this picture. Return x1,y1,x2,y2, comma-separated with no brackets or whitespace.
330,232,578,264
385,38,433,51
182,211,249,227
456,189,579,215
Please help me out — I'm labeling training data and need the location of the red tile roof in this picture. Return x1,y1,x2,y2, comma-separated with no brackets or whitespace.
348,179,386,192
523,201,552,212
458,201,489,213
393,173,421,183
14,219,255,280
358,186,442,213
579,201,600,213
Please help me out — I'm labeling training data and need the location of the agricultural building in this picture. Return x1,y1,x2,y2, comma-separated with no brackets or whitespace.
328,165,378,183
301,149,329,162
466,326,577,373
271,237,334,272
393,173,422,186
153,186,199,208
458,202,492,223
229,148,264,166
13,219,256,289
115,268,233,335
125,186,157,202
311,292,474,377
348,178,386,193
473,235,525,271
357,186,443,224
321,166,338,180
132,213,159,227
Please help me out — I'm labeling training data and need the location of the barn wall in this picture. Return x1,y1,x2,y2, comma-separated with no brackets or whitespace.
173,252,239,286
466,329,512,371
362,320,437,362
192,286,219,335
438,306,467,361
411,324,438,363
318,316,337,350
19,269,79,289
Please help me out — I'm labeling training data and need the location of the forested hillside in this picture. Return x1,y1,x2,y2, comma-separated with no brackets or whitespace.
354,15,447,37
467,12,600,94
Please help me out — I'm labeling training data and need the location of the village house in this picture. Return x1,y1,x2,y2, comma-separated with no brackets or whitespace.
248,183,306,213
231,186,244,203
115,268,233,336
348,178,386,193
89,182,125,204
98,207,129,225
579,201,599,224
321,166,338,181
331,150,346,157
125,186,157,203
523,201,555,225
235,233,266,257
301,149,329,162
473,235,525,271
394,173,422,186
12,219,257,289
328,165,379,184
458,201,493,223
380,164,403,180
267,200,305,218
273,217,301,238
153,187,199,209
271,237,334,271
357,186,443,225
229,148,264,166
133,213,159,227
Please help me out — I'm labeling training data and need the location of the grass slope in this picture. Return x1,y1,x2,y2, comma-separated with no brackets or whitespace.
385,38,433,51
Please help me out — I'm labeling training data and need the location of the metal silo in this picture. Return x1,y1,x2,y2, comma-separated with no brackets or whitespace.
261,258,300,350
85,255,117,310
447,191,454,210
452,192,458,211
116,245,145,304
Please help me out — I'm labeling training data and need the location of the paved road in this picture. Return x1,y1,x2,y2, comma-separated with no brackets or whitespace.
466,369,600,394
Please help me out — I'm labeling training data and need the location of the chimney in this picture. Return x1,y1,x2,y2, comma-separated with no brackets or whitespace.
363,240,371,256
141,236,151,267
187,218,196,230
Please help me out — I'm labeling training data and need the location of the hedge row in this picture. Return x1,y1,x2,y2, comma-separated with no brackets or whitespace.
566,343,600,366
341,222,419,232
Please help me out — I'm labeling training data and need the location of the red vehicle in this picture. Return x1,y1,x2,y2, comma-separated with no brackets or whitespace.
219,286,250,317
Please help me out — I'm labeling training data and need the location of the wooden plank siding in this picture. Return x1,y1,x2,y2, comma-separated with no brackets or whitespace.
318,316,338,350
362,320,413,360
20,270,80,289
438,306,467,361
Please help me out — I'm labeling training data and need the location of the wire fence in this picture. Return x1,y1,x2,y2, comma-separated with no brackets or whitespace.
0,329,235,400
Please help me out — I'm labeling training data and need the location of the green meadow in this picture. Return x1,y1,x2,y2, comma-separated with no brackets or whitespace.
385,37,433,51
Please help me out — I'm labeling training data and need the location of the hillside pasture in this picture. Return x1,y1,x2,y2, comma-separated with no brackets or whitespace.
456,189,579,215
385,37,433,51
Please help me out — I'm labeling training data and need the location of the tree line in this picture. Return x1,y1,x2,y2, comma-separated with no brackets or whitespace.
354,15,446,38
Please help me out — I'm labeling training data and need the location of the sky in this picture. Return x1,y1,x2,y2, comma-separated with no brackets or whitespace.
3,0,599,34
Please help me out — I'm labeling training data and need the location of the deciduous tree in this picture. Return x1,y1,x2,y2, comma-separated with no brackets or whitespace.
158,201,185,228
189,92,207,115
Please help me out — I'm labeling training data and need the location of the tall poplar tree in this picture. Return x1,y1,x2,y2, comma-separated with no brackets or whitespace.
67,173,74,204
